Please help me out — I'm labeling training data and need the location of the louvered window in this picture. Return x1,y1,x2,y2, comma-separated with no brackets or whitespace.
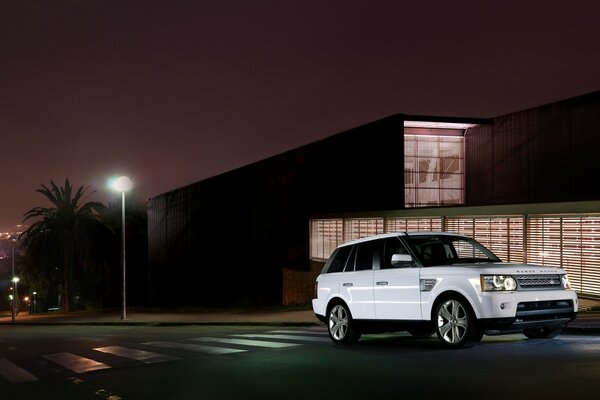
309,214,600,296
404,135,464,207
309,219,344,260
528,216,600,296
344,218,384,242
385,217,443,233
445,217,524,263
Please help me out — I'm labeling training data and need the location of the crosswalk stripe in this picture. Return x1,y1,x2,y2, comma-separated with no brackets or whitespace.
43,352,111,373
191,337,301,348
0,358,38,384
142,341,247,355
266,329,328,335
233,334,330,343
94,346,180,363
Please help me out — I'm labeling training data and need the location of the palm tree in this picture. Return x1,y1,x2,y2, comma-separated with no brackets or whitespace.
21,178,106,311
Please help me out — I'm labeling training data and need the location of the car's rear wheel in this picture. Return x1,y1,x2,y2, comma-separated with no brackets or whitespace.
328,303,361,345
523,327,562,339
435,298,482,348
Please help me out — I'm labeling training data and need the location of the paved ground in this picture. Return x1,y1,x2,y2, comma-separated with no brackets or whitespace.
2,304,600,332
2,324,600,399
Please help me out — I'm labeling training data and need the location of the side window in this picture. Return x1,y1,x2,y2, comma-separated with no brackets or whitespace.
326,246,352,273
344,245,357,272
355,241,376,271
381,237,410,269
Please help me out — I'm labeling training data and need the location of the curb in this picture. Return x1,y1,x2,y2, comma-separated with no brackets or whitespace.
0,321,323,327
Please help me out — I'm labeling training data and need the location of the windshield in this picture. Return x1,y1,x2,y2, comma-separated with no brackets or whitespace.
405,235,501,267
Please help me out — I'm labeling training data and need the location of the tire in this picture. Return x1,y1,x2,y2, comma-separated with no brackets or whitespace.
327,303,361,345
523,327,562,339
435,297,482,348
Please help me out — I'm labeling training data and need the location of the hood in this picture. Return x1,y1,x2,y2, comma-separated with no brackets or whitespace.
435,262,566,275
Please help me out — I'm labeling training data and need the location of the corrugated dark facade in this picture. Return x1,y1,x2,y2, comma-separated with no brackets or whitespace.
465,91,600,205
148,90,600,307
147,115,406,306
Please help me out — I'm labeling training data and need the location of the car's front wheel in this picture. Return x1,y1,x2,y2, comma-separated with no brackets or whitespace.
523,327,562,339
327,303,361,345
435,298,482,348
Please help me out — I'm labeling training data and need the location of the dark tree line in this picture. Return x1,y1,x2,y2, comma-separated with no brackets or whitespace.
19,179,148,312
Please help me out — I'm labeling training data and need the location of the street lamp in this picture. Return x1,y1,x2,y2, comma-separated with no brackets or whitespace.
110,175,133,320
11,277,19,321
33,291,37,314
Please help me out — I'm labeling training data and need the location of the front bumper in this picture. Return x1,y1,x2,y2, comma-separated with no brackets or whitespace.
479,299,577,334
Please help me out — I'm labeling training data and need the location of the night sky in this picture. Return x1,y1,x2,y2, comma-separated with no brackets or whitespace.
2,1,600,232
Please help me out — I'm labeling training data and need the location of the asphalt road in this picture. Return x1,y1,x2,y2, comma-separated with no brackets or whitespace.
1,325,600,400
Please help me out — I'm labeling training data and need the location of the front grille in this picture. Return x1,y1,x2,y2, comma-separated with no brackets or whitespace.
516,274,562,289
516,300,574,321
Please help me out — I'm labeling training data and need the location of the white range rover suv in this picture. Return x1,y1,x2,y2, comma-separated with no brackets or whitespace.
312,232,578,348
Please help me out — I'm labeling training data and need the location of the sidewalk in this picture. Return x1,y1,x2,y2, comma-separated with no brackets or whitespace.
1,307,599,333
0,308,322,327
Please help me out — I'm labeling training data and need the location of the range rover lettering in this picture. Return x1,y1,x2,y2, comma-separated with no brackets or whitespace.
312,232,578,348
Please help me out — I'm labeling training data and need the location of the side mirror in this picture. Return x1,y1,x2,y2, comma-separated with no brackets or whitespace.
391,254,413,267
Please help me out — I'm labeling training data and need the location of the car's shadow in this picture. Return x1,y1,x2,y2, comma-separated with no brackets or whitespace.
331,333,530,353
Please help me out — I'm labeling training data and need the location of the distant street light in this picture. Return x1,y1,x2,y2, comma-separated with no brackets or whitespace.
11,277,19,322
33,291,37,314
110,176,133,320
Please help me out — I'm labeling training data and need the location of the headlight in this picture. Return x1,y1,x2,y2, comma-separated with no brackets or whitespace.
481,275,518,292
561,274,572,289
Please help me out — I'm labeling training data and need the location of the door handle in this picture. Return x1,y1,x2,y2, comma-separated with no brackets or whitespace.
376,281,388,286
343,283,353,287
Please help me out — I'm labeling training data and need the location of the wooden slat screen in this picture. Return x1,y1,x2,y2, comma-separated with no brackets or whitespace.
310,214,600,297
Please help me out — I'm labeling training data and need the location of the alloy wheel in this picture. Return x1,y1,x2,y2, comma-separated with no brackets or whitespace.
437,299,469,344
329,304,349,341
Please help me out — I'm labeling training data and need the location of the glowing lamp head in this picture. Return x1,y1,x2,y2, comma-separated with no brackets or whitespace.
12,277,19,283
110,176,133,192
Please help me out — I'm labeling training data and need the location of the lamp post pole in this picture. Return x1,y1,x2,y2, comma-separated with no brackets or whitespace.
121,189,127,320
110,175,132,321
11,243,15,322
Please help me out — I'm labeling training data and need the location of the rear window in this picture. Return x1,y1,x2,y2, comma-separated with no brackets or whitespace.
324,246,352,273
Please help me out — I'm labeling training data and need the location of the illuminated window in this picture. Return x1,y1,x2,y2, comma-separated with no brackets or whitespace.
446,217,524,263
528,216,600,296
344,218,384,242
385,217,442,232
310,219,344,260
309,214,600,297
404,135,465,207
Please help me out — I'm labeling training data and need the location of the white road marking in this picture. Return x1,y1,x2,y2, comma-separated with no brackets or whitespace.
142,341,247,355
0,358,38,384
558,336,600,342
191,337,301,348
94,346,180,363
43,352,111,373
233,334,330,342
266,329,328,335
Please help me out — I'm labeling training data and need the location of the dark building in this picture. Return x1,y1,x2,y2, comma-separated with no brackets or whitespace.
147,91,600,307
